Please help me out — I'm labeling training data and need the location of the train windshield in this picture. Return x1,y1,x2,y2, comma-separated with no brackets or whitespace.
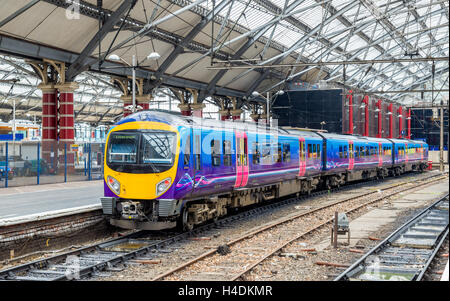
107,131,177,173
141,132,176,164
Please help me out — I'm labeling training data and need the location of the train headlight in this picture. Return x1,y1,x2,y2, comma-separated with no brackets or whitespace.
107,176,121,195
156,178,171,196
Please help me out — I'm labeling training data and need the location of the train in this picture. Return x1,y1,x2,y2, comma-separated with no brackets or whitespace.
100,111,429,231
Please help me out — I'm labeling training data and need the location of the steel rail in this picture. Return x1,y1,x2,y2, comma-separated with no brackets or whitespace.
334,193,449,281
0,171,444,281
151,172,448,281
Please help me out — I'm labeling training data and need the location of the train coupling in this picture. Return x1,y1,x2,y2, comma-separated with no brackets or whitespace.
120,201,144,220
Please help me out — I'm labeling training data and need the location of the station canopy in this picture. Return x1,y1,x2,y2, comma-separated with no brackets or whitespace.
0,0,448,123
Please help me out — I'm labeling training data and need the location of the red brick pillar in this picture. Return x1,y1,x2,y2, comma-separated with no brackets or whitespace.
57,82,78,172
230,109,242,121
219,109,230,121
137,95,151,111
407,108,411,139
178,103,191,116
250,114,259,122
388,103,393,138
362,95,369,137
121,96,133,117
39,84,58,171
191,103,205,118
398,106,403,138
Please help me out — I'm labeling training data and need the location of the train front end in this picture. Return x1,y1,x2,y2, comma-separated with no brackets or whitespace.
101,119,181,230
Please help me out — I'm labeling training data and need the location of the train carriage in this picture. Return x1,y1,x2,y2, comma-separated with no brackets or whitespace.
101,111,429,231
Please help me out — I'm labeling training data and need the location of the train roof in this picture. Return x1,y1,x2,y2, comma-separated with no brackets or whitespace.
117,110,323,137
116,111,427,146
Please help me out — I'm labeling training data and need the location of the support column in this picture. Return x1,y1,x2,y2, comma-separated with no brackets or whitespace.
250,104,259,123
388,103,393,138
230,109,243,120
121,95,133,117
229,97,241,120
191,103,206,118
39,83,58,171
188,89,204,118
346,90,353,134
219,109,230,121
398,106,403,138
407,108,411,139
57,82,79,172
178,103,191,116
362,95,369,137
137,95,151,111
376,99,382,138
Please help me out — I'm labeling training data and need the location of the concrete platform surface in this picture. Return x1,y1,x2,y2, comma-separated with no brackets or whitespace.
315,180,449,250
0,180,103,221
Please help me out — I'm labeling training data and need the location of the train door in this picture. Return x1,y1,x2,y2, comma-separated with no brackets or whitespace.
420,144,424,161
298,137,306,176
183,128,194,195
192,128,202,192
378,143,383,167
234,131,249,188
348,140,354,170
404,143,409,163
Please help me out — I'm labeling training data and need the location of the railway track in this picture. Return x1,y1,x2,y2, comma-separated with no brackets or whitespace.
0,171,446,281
334,193,449,281
152,172,448,281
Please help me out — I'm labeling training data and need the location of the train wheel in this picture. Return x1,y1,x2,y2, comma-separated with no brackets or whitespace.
180,208,194,232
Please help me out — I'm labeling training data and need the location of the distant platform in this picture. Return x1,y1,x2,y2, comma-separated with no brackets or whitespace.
0,180,103,225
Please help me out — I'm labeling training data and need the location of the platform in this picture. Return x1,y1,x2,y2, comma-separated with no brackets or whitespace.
0,180,103,225
315,180,449,250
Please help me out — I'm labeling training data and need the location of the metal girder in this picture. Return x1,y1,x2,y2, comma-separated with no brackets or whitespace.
40,0,231,63
245,0,360,97
66,0,137,81
148,0,232,91
199,0,310,101
95,106,114,124
0,34,246,98
390,66,449,99
0,0,40,28
327,6,447,81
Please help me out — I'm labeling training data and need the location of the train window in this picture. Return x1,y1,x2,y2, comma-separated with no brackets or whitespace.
184,135,190,166
365,146,369,157
276,143,282,163
252,142,260,165
211,140,221,166
354,146,358,158
283,143,291,163
344,146,348,158
312,144,317,159
300,141,306,161
261,143,272,165
223,140,232,166
317,144,321,159
308,144,312,158
339,146,343,158
195,135,201,170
